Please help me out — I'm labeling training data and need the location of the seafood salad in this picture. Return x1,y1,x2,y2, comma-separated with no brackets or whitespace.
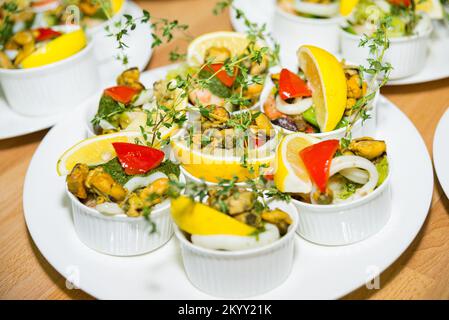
175,36,271,114
67,0,123,28
170,180,294,251
0,1,86,69
66,142,180,217
278,0,340,18
176,106,276,156
263,54,367,134
342,0,432,37
275,133,389,205
91,68,187,137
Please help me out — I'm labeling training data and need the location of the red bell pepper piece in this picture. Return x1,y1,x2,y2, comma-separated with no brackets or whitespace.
112,143,165,175
279,68,312,100
299,139,340,193
388,0,411,7
206,63,238,87
35,28,62,42
104,86,139,104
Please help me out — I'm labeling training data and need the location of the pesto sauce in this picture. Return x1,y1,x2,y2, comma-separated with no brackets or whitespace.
97,158,180,186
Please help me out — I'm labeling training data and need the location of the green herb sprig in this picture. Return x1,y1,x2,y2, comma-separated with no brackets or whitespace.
341,15,393,149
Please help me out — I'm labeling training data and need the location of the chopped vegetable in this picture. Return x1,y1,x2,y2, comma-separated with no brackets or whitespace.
35,28,61,42
104,86,139,104
279,68,312,100
206,63,238,87
302,107,318,128
300,139,340,193
112,143,165,175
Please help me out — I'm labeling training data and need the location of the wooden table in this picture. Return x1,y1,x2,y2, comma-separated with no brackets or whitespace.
1,0,449,300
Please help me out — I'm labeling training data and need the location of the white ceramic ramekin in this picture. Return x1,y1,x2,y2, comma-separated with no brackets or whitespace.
174,200,299,298
0,41,100,116
272,6,342,67
66,173,185,256
259,78,379,140
293,172,391,246
340,24,433,80
86,1,126,64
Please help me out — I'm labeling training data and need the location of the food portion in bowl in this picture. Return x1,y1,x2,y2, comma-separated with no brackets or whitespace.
170,179,294,251
181,31,274,113
63,138,180,217
278,0,340,18
274,132,389,204
263,45,371,135
90,67,187,140
178,107,275,155
69,0,124,29
171,106,278,182
342,0,432,37
0,1,87,69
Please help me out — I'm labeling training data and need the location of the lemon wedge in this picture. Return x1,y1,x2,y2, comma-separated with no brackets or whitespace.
187,31,249,66
297,45,347,132
274,132,319,193
340,0,359,16
56,132,144,176
171,196,256,236
21,28,87,69
111,0,124,14
170,131,279,183
416,0,443,19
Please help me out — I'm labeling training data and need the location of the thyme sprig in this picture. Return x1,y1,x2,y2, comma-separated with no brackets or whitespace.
341,15,393,149
102,5,190,65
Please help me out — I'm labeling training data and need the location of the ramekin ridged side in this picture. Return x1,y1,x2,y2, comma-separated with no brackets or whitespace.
0,41,100,116
66,171,185,256
174,201,299,298
272,7,342,66
68,190,173,256
340,25,433,80
294,174,392,246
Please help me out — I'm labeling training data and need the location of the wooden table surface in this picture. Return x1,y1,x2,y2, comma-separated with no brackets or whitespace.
1,0,449,300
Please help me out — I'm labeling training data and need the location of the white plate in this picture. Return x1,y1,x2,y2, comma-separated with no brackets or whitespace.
230,0,449,86
433,106,449,197
23,88,433,299
0,1,152,140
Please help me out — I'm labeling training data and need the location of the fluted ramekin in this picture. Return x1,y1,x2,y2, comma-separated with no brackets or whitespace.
66,173,184,256
0,41,100,116
340,23,433,80
272,6,342,66
174,200,299,298
293,173,391,246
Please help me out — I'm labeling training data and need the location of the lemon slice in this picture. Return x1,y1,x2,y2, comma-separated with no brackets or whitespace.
187,31,249,66
57,132,144,176
171,196,256,236
171,131,279,183
274,132,320,193
22,28,87,69
111,0,124,14
340,0,359,16
416,0,443,19
297,45,347,132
